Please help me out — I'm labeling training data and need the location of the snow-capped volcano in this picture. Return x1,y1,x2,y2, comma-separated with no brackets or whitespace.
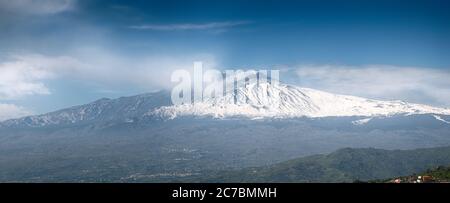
2,81,450,128
152,81,450,119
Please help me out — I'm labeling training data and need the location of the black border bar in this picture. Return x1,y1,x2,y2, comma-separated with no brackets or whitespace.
1,183,449,201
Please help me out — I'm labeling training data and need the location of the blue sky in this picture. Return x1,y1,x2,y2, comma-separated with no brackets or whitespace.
0,0,450,120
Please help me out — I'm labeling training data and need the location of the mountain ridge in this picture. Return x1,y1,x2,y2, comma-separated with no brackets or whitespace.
2,81,450,128
0,91,171,128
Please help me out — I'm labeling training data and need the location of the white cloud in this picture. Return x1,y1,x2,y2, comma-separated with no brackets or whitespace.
0,103,31,121
0,54,82,99
0,0,75,15
129,21,251,31
294,64,450,107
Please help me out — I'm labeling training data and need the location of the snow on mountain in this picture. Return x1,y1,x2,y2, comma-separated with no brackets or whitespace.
151,81,450,120
433,115,450,124
352,118,373,125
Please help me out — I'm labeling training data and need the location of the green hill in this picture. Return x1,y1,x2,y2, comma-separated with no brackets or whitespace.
423,166,450,181
194,146,450,182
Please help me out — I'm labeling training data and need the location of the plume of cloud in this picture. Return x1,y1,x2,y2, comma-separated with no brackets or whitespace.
0,50,218,99
62,47,218,90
